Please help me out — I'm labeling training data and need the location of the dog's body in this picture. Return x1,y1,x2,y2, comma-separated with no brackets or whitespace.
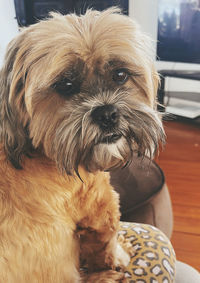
0,149,122,282
0,8,164,282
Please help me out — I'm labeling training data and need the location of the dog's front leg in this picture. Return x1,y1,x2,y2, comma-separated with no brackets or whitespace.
78,214,130,282
79,226,130,273
77,175,130,278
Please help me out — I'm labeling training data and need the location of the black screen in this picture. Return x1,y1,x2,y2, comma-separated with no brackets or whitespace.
14,0,128,27
157,0,200,64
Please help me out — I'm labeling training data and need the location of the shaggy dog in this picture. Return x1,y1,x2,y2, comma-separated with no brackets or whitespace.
0,8,165,282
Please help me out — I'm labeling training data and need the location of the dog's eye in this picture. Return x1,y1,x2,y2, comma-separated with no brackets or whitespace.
113,69,129,85
52,78,79,96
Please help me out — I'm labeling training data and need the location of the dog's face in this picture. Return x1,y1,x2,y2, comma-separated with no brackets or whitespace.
0,8,165,174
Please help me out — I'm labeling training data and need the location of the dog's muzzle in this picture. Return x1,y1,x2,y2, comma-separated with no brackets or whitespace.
91,104,119,129
91,104,122,143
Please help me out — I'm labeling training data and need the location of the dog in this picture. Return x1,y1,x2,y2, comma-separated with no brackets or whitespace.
0,7,165,282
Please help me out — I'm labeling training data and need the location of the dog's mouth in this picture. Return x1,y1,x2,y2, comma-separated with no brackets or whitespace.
100,133,122,144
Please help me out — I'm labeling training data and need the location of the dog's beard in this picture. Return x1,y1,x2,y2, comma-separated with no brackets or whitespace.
40,90,164,175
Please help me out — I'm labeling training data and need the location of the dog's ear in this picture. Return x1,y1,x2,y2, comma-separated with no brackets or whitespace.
148,64,160,109
140,51,160,109
0,34,31,169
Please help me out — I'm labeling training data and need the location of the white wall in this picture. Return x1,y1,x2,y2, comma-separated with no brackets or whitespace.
129,0,200,93
129,0,159,53
0,0,19,66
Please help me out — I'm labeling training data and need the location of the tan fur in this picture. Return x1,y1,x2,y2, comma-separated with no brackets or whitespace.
0,8,165,282
0,147,123,282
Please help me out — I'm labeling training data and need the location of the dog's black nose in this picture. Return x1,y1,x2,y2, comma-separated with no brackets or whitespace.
91,105,119,129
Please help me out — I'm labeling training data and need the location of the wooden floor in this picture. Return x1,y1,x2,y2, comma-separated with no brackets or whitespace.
156,119,200,271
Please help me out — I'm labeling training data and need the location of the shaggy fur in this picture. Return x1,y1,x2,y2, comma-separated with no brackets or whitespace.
0,8,165,282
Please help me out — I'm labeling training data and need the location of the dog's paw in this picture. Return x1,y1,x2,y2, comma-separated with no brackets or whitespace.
117,234,135,257
114,242,131,269
85,270,127,283
112,235,135,271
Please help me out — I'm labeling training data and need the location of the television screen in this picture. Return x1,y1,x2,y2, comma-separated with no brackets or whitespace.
157,0,200,64
14,0,128,27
